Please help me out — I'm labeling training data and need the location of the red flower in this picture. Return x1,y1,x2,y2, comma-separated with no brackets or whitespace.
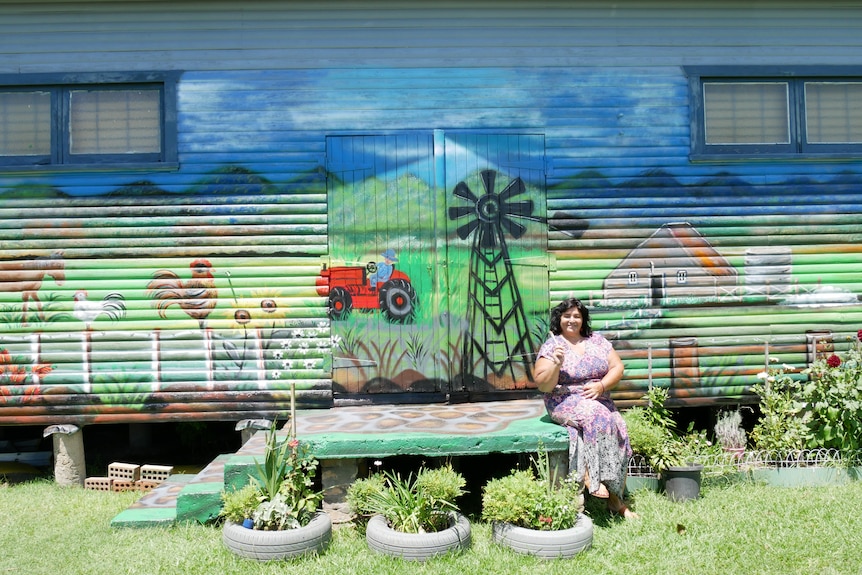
288,439,300,449
857,329,862,342
538,515,553,526
827,354,842,368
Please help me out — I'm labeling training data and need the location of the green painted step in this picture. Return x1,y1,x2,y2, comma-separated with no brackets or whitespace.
175,454,231,524
110,474,195,528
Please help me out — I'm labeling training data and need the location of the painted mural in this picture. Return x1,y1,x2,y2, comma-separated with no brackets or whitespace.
1,64,862,423
546,170,862,406
321,133,548,399
0,168,330,423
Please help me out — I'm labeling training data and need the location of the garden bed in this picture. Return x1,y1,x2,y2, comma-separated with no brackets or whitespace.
626,449,862,492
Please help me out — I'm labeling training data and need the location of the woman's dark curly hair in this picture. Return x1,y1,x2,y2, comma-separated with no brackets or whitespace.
549,297,592,337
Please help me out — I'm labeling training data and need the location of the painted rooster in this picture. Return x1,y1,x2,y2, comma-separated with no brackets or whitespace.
146,259,218,328
73,290,127,329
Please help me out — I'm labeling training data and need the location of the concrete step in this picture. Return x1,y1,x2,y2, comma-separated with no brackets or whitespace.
110,474,194,528
111,455,230,528
175,454,231,524
111,398,567,528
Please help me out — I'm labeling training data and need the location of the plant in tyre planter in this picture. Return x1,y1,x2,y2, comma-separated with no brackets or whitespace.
481,448,593,559
344,471,386,534
346,464,470,561
220,421,330,561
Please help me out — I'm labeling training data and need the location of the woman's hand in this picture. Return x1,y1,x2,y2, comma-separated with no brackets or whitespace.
581,379,605,400
533,344,566,393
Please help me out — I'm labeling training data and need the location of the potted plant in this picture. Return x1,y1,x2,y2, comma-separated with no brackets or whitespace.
653,424,718,502
220,420,330,561
346,464,470,561
714,408,747,459
621,386,676,492
623,388,719,501
621,405,671,492
481,447,593,559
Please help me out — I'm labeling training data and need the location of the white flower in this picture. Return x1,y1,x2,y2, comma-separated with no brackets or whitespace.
281,360,290,370
769,356,780,363
782,364,795,372
274,350,283,360
271,371,281,379
756,371,769,380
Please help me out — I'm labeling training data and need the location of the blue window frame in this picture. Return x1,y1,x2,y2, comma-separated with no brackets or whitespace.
685,66,862,160
0,71,178,170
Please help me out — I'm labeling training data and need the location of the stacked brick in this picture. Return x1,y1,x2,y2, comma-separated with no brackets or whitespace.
84,462,173,493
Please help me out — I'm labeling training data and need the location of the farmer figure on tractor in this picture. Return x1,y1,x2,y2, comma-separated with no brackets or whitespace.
369,249,398,291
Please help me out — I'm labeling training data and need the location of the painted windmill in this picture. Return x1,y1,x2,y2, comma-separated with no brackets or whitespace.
448,169,538,387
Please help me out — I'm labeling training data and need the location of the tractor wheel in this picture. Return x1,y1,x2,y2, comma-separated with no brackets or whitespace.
328,287,353,320
378,279,416,323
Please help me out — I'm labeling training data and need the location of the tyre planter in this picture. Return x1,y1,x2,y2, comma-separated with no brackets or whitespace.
222,511,332,561
662,464,704,502
491,514,593,560
365,512,471,561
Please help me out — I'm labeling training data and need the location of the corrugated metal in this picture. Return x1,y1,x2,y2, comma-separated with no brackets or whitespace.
0,1,861,424
3,2,862,70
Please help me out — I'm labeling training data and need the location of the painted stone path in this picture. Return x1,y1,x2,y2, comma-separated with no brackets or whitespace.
295,398,549,436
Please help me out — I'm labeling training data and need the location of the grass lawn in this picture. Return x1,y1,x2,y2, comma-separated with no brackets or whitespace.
2,478,861,575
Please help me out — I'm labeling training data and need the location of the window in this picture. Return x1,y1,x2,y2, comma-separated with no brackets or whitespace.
0,72,178,169
686,67,862,159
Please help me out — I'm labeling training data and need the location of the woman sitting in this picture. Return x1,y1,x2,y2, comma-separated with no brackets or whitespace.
533,297,637,519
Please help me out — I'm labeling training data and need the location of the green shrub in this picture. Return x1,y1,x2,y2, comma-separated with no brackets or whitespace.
481,448,583,531
220,483,263,523
750,360,812,453
800,335,862,455
622,405,670,460
346,464,466,534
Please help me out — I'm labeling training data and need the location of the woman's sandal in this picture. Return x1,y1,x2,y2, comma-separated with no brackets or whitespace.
585,479,610,499
591,484,610,499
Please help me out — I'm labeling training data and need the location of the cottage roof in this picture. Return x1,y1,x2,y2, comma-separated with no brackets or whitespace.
615,222,737,278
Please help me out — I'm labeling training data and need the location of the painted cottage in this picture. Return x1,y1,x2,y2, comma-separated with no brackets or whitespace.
602,222,739,304
1,0,862,431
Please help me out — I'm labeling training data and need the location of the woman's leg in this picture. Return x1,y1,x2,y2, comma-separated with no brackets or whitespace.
607,478,638,519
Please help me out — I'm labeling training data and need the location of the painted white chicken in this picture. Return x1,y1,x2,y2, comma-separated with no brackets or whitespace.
73,290,127,329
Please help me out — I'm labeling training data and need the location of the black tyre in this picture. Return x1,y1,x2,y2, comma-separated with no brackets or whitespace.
365,512,471,561
328,287,353,320
491,514,593,559
222,512,332,561
378,279,416,323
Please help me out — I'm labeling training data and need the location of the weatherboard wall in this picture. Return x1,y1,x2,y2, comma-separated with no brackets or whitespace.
0,1,861,424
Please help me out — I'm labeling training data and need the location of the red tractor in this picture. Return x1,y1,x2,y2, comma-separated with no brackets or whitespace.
316,262,417,323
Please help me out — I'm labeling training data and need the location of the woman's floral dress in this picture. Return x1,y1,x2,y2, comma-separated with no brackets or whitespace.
538,332,632,497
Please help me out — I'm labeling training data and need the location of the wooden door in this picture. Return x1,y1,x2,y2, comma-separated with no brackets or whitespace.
324,132,547,401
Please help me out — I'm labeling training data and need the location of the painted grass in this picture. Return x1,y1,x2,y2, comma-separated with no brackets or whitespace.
2,478,861,575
